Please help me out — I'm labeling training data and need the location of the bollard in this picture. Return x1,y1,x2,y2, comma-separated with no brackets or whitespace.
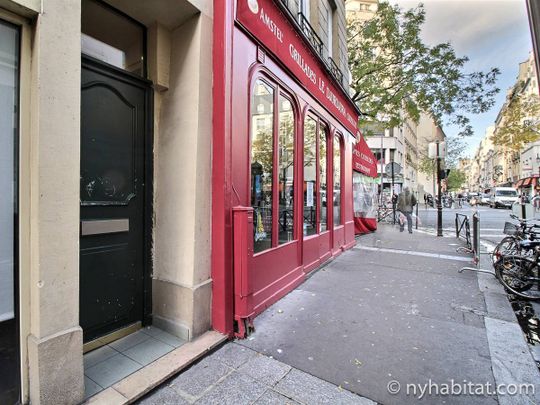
472,212,480,259
416,199,419,229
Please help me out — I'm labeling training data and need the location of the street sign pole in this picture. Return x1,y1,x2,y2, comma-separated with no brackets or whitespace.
391,161,395,224
380,135,384,206
436,141,443,237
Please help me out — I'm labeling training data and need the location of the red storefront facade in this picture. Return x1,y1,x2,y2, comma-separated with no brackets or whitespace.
212,0,360,337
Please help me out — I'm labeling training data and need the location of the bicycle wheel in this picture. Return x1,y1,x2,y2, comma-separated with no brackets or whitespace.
491,237,520,262
494,255,540,300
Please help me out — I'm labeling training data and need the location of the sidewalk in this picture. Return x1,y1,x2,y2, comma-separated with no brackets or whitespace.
138,224,540,405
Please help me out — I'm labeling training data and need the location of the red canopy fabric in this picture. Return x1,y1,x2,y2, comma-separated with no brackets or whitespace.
352,135,378,178
353,135,378,235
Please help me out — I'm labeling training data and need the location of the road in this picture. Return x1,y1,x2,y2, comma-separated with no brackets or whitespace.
414,202,528,246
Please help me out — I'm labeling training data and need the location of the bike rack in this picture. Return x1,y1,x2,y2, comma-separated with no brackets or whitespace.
457,210,495,275
455,213,472,252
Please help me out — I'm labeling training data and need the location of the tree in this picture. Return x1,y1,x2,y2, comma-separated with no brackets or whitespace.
417,135,466,178
446,169,467,191
348,1,500,136
491,93,540,150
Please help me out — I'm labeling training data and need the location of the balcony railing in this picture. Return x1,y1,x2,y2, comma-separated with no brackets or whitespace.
297,13,324,56
274,0,346,87
326,57,344,87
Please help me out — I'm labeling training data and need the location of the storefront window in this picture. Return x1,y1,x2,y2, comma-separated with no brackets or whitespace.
319,123,328,232
0,20,18,325
251,80,274,253
303,116,317,236
278,95,294,244
334,135,342,226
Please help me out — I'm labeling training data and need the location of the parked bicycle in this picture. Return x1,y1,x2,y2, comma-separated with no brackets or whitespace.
491,214,540,262
493,240,540,300
490,214,540,300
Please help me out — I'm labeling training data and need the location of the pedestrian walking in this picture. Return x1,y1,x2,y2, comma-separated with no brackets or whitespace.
397,187,417,234
457,193,463,208
532,191,540,213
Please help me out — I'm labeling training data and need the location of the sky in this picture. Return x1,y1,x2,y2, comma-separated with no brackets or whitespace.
390,0,533,157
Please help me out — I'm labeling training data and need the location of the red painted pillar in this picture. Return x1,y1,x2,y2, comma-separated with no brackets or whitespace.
232,206,254,338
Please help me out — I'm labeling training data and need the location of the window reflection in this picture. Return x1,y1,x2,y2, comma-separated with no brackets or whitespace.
251,80,274,253
334,135,342,226
303,117,317,237
0,20,18,323
319,123,328,232
278,96,295,244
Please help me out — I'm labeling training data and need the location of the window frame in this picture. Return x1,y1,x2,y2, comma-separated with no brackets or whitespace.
333,132,344,228
249,76,298,255
302,110,331,238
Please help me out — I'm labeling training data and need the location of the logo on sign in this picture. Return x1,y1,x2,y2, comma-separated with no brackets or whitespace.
248,0,259,14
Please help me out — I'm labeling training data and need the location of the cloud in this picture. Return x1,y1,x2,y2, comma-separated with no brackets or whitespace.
391,0,529,54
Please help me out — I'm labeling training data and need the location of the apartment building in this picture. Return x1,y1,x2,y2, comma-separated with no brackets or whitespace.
471,51,540,194
415,114,446,199
471,126,496,192
364,125,405,196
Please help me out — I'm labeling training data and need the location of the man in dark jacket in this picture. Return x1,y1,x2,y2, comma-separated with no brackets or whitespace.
397,187,417,233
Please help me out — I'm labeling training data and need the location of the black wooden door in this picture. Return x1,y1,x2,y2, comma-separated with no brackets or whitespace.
80,57,149,342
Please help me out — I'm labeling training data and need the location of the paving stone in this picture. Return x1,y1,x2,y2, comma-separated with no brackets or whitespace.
137,386,190,405
274,368,374,405
485,317,540,405
84,376,103,400
210,343,258,369
123,337,174,366
169,355,232,397
84,345,118,369
195,371,266,405
85,353,142,388
254,389,300,404
109,331,152,352
141,326,186,348
238,354,291,387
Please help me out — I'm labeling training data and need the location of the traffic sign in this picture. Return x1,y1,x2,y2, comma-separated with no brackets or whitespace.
385,162,402,176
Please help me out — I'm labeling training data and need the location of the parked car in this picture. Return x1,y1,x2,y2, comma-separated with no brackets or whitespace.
480,193,491,205
489,187,519,208
466,192,478,203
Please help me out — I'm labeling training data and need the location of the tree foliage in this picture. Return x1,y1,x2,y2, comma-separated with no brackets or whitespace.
347,1,500,136
446,169,467,191
491,93,540,151
417,135,466,178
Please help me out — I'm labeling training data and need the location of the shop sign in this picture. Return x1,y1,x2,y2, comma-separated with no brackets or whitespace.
352,135,378,177
237,0,360,135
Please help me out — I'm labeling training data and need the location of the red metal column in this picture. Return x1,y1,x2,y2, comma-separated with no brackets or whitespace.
232,206,255,338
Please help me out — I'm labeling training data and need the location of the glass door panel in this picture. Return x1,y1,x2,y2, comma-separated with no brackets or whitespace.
251,80,275,253
278,95,295,244
303,116,317,236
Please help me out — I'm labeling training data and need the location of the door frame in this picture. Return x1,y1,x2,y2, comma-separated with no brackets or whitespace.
0,15,21,404
80,54,154,334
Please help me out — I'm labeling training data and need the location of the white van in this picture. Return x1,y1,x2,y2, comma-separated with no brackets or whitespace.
489,187,519,208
